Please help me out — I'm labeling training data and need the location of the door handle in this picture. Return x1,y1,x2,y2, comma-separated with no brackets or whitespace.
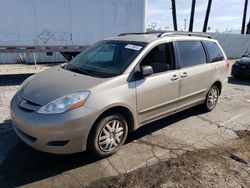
181,72,188,78
171,74,179,81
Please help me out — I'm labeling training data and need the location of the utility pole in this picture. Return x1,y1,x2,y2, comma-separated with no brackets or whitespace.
247,19,250,34
203,0,212,32
189,0,196,32
241,0,248,34
171,0,178,31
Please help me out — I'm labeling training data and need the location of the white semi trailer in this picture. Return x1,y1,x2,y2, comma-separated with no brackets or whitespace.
0,0,146,63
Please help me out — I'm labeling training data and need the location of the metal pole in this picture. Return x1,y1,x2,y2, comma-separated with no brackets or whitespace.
203,0,212,32
171,0,178,31
69,0,73,45
184,19,187,31
241,0,248,34
189,0,196,32
33,52,37,69
32,0,38,68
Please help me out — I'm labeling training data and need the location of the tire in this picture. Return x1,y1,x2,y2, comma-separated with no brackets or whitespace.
88,113,128,158
202,85,219,112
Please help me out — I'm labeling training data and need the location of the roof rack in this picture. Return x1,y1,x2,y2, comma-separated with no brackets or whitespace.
157,32,212,39
118,31,212,39
118,32,158,36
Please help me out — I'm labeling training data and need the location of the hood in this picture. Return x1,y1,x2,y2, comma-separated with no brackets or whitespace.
20,66,106,105
237,57,250,65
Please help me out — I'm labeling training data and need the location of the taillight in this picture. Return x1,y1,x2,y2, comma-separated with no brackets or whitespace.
226,60,230,68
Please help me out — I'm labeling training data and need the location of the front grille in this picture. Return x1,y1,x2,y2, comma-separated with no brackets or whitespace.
239,64,250,70
25,99,40,106
17,96,41,112
18,105,34,112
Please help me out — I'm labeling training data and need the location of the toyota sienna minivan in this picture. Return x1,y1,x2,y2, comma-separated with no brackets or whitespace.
11,32,229,157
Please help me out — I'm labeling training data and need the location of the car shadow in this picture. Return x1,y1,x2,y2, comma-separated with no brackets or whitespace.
127,106,203,143
0,74,33,86
228,76,250,86
0,106,203,187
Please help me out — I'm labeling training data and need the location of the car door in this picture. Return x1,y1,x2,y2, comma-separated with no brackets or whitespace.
135,42,180,125
174,40,213,110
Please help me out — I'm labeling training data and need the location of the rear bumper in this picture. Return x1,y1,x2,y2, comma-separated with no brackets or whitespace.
10,94,98,154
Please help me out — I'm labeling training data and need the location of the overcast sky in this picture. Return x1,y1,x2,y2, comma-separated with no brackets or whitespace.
147,0,250,33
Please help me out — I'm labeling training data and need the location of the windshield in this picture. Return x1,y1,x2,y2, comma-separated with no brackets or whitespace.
67,40,146,78
242,53,250,57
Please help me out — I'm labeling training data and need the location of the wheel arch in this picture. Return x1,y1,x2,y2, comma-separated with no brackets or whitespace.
212,80,222,95
87,105,136,148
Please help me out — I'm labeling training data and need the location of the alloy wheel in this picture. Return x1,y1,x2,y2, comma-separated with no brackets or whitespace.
207,87,218,109
98,120,124,152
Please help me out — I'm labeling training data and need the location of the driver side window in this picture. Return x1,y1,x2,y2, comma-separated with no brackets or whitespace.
140,42,174,74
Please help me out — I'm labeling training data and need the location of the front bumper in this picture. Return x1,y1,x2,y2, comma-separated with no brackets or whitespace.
10,94,98,154
231,65,250,78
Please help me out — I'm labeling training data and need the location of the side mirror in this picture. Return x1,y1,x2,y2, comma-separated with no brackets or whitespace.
141,66,153,77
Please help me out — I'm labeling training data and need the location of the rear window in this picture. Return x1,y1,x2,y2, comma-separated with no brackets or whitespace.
176,41,207,68
203,41,224,62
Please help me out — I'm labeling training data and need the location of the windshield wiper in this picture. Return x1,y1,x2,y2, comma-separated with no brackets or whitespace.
67,64,97,77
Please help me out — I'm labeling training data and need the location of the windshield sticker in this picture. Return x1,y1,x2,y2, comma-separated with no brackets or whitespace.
125,44,142,51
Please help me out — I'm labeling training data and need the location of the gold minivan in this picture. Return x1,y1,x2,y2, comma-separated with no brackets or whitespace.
11,32,229,157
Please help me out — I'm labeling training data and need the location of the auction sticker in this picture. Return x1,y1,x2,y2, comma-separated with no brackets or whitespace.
125,44,142,51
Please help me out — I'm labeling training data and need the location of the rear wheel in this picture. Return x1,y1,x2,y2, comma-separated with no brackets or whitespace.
88,113,128,157
202,85,219,112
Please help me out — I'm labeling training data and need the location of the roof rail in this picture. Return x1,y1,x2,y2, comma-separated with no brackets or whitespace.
158,32,212,39
118,32,159,36
118,31,212,39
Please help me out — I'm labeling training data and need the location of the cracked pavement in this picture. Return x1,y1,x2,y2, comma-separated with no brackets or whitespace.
0,62,250,187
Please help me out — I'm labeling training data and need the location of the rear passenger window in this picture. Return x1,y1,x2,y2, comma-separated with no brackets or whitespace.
203,41,224,62
176,41,207,68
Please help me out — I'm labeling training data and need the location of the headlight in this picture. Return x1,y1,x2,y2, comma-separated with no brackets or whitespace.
37,91,90,114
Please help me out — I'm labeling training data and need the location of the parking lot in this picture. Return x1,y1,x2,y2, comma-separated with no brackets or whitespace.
0,61,250,187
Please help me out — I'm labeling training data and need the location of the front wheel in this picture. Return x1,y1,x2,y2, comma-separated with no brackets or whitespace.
202,85,219,112
88,113,128,158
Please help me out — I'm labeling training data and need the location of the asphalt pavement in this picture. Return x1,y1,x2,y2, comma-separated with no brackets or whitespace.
0,62,249,187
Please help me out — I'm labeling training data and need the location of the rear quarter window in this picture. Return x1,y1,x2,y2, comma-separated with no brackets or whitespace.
176,41,207,68
203,41,225,62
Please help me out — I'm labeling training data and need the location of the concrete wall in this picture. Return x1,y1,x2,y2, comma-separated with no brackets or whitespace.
1,32,250,64
210,33,250,59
